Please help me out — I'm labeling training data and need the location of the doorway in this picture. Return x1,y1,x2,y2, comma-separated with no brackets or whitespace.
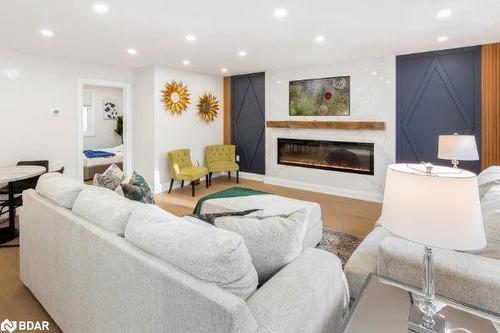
77,79,132,182
231,73,266,175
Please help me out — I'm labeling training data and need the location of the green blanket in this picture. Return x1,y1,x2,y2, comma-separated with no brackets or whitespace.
193,187,269,214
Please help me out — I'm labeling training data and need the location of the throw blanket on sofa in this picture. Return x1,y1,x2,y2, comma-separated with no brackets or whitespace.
193,187,268,214
83,150,116,159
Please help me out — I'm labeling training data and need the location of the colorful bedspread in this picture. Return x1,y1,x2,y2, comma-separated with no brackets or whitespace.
83,150,116,159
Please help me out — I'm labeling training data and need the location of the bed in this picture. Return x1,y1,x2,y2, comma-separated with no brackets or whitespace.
83,145,123,181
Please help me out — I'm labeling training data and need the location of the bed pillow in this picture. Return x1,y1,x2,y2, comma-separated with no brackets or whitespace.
125,204,258,299
214,209,308,282
120,171,154,204
93,164,125,190
478,166,500,197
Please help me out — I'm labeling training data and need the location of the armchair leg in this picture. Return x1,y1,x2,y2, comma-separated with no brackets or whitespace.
168,179,174,194
228,171,231,179
191,181,195,197
209,172,212,186
181,180,184,187
236,171,239,184
205,175,209,188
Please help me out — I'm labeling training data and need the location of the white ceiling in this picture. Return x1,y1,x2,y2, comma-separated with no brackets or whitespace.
1,0,499,75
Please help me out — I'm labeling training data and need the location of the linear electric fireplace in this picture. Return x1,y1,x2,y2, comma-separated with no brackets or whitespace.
277,138,374,175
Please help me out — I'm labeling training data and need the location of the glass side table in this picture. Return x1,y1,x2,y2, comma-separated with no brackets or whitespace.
341,273,500,333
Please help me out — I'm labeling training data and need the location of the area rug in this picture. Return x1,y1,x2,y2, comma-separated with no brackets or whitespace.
316,228,363,268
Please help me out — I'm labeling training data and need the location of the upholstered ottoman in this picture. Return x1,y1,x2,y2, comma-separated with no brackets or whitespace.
198,194,323,248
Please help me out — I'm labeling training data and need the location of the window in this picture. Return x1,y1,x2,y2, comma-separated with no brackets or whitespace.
82,89,95,136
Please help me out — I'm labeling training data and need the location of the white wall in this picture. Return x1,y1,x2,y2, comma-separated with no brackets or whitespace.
133,65,223,193
132,66,156,187
83,85,123,150
153,66,223,193
265,56,396,202
0,50,132,178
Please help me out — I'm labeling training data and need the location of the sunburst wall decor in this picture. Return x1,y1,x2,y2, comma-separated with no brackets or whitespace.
161,80,190,114
197,92,219,122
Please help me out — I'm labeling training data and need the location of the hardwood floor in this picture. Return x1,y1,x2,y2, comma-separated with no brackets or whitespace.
0,176,380,330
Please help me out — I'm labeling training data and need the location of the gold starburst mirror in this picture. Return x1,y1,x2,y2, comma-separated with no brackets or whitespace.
197,92,219,122
161,80,190,114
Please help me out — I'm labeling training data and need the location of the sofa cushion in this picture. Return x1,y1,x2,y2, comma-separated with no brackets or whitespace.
344,226,394,299
479,184,500,260
125,205,258,300
72,187,137,235
208,161,239,172
93,164,125,190
214,209,308,283
120,171,155,204
478,166,500,198
35,173,85,209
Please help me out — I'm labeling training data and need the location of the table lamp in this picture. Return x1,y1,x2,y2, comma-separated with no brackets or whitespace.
379,163,485,333
438,133,479,168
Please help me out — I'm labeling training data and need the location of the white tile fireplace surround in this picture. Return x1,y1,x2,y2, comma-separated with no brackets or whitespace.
264,57,396,202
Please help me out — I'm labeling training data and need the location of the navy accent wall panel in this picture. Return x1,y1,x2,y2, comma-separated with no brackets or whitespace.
232,73,266,174
396,46,481,172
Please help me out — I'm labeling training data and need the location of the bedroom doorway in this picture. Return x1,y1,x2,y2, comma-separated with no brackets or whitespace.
77,79,132,182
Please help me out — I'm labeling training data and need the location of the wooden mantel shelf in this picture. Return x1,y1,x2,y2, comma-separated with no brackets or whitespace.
266,120,386,131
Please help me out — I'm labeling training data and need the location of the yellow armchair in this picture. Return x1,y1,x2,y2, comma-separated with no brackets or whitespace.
167,149,209,196
206,145,239,185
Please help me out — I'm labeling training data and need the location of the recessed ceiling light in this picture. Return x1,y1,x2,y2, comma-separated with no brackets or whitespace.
437,9,451,19
238,50,247,57
437,36,449,42
274,8,287,18
39,29,54,37
370,71,377,75
185,34,196,42
314,35,325,43
182,60,191,65
276,80,282,84
93,3,109,14
127,48,137,55
221,68,228,73
385,80,391,84
379,76,385,80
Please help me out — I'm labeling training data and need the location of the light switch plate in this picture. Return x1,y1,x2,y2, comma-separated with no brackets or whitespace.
50,108,62,117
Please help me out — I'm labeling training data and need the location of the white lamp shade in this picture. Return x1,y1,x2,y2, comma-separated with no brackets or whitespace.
438,134,479,161
379,164,485,251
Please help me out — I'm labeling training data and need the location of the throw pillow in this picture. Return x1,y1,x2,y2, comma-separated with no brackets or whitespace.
93,164,125,190
479,184,500,260
120,171,154,204
125,204,258,300
214,208,308,283
187,209,261,225
478,166,500,197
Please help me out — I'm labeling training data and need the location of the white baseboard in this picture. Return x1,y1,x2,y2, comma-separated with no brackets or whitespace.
155,173,223,194
238,172,265,181
263,176,383,203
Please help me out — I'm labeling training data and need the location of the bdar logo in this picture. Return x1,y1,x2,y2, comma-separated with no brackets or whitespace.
0,319,17,333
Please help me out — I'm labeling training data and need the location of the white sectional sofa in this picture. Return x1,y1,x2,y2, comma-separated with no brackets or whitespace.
345,166,500,315
20,173,347,333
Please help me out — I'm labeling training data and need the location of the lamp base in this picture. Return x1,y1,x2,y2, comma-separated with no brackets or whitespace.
408,304,446,333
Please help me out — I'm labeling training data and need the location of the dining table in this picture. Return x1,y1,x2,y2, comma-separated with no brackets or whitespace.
0,165,46,244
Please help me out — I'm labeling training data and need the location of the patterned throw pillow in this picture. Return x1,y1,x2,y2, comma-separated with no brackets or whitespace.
120,171,155,204
188,209,261,225
93,164,125,190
